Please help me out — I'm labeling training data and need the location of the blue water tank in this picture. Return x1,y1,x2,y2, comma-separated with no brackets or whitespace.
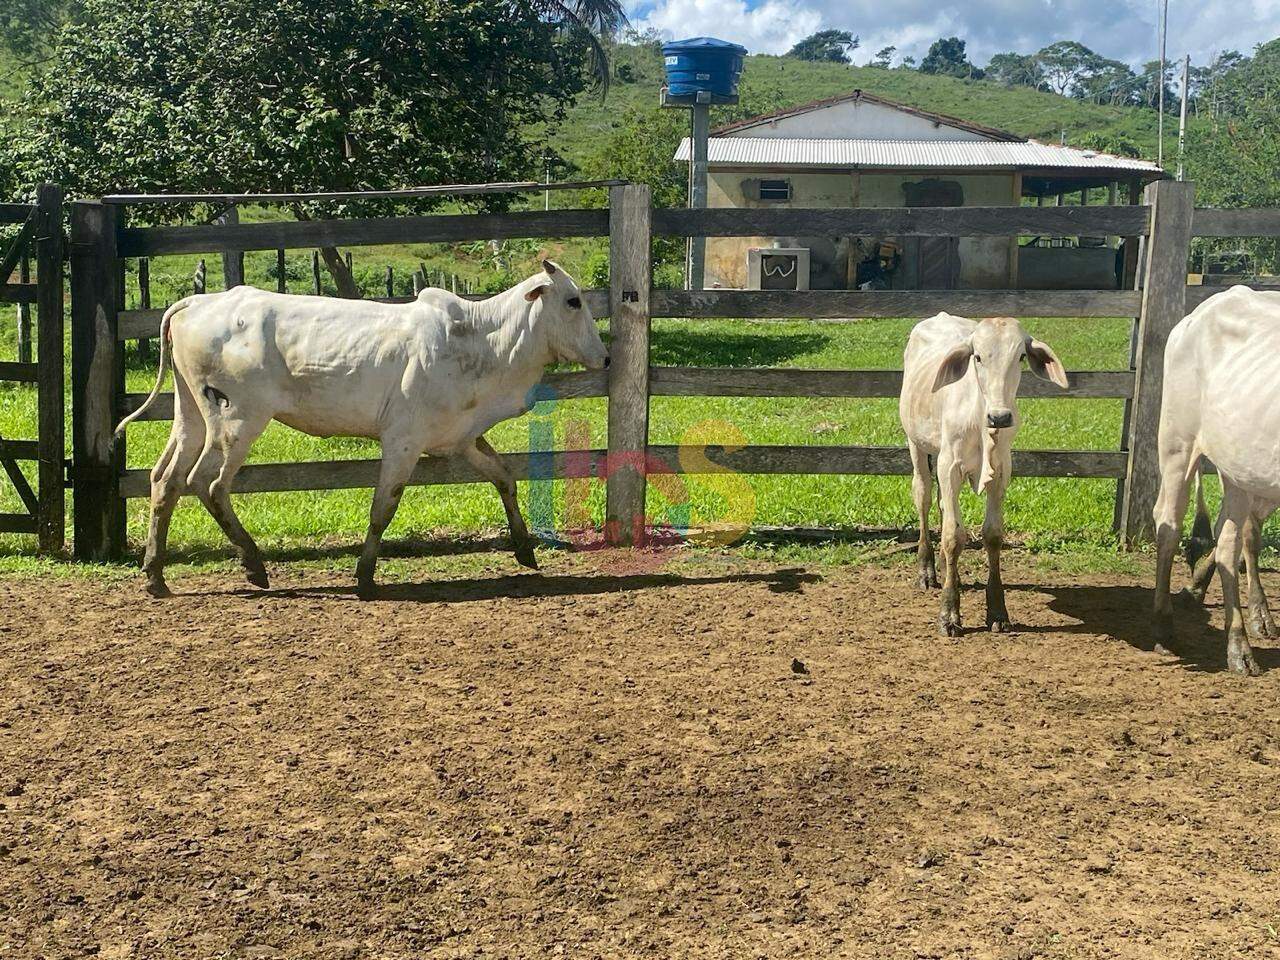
662,37,746,98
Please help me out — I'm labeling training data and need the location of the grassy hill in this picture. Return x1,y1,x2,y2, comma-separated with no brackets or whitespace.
554,47,1175,171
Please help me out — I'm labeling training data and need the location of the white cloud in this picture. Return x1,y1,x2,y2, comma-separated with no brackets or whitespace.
626,0,1280,67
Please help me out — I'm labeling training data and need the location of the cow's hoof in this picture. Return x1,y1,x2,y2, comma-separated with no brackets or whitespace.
1228,632,1262,676
515,545,539,570
988,617,1010,633
1152,611,1175,652
245,567,270,590
917,571,939,590
939,618,962,638
145,578,171,599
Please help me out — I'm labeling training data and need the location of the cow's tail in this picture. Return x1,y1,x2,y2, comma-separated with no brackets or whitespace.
1185,461,1214,576
113,297,188,439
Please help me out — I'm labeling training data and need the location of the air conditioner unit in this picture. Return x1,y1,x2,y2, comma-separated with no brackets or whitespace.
747,247,810,291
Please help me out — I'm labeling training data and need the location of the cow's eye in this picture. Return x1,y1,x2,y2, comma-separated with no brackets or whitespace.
567,296,582,310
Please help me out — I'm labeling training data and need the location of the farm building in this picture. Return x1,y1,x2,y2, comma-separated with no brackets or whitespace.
674,90,1165,291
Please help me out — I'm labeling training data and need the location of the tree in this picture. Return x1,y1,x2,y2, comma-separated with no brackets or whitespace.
919,37,982,79
870,45,896,69
0,0,76,60
4,0,623,294
1137,59,1176,110
1034,40,1096,95
787,29,858,64
1073,57,1140,106
898,55,917,70
985,52,1044,89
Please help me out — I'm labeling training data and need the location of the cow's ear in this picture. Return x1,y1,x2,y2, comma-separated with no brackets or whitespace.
1026,338,1069,388
932,341,974,392
542,258,557,275
524,278,553,302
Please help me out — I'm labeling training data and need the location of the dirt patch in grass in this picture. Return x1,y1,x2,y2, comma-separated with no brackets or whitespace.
3,550,1279,958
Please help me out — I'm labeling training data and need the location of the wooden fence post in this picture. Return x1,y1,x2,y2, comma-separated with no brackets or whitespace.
605,183,652,546
1120,179,1195,546
70,200,125,560
17,251,31,364
35,184,64,555
219,204,244,288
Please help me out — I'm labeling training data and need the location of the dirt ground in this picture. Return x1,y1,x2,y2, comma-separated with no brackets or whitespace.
3,548,1280,960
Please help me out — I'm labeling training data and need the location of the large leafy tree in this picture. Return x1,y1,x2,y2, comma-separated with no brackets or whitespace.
3,0,623,292
919,37,982,79
985,52,1045,90
1034,40,1095,95
786,29,858,64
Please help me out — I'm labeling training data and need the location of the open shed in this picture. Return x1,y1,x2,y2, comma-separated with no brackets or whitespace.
674,89,1165,291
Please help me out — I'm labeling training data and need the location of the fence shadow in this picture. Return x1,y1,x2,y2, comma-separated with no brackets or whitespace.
1008,581,1280,674
649,327,830,368
244,566,821,604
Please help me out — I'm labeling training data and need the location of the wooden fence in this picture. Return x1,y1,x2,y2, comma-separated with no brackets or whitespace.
0,185,64,552
72,178,1276,561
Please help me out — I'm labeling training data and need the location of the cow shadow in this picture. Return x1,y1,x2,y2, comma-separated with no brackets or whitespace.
1006,581,1280,674
252,566,820,604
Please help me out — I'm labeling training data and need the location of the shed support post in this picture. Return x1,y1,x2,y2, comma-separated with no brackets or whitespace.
686,102,710,290
71,200,125,561
1120,179,1195,546
605,183,652,547
35,184,64,555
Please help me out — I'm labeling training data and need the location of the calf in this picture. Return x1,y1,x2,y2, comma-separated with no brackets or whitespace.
116,261,607,598
899,314,1068,635
1152,286,1280,675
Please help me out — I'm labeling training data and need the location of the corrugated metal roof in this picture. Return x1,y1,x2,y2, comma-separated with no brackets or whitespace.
674,136,1162,173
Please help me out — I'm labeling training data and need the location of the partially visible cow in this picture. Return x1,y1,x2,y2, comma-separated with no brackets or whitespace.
1152,286,1280,675
116,260,608,599
899,314,1069,636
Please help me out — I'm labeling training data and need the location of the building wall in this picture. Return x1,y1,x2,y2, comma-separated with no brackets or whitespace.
703,168,1017,290
728,99,991,141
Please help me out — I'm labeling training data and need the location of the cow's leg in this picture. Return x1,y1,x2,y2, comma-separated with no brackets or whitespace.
1218,482,1261,676
1185,471,1217,602
1152,452,1194,653
908,442,937,590
463,436,538,569
1244,512,1276,639
982,478,1010,633
188,406,271,589
355,439,421,599
141,375,205,598
937,456,965,638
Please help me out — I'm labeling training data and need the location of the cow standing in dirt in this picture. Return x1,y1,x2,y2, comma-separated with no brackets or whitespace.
116,261,608,599
1152,285,1280,675
899,314,1069,636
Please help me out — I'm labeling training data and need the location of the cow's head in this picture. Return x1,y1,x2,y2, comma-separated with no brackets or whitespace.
931,317,1068,429
523,260,609,370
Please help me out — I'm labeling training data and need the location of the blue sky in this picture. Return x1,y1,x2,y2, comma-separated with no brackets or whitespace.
626,0,1280,69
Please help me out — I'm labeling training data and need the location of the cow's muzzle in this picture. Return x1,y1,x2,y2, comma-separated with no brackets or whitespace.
986,410,1014,429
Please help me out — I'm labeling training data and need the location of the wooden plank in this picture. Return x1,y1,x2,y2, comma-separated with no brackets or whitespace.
118,369,609,422
652,205,1151,239
652,288,1141,319
649,367,1135,399
0,284,37,304
0,361,39,383
70,201,125,560
36,184,65,554
0,203,33,225
0,513,38,534
1192,208,1280,238
1120,181,1196,545
219,205,245,288
0,439,39,459
605,183,652,547
644,445,1128,479
102,179,626,205
118,293,611,341
116,443,1126,498
1184,283,1280,309
0,208,36,283
0,448,38,515
117,209,611,256
120,449,613,498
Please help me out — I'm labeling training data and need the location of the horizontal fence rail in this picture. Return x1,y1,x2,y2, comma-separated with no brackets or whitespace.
1192,208,1280,238
653,289,1141,319
653,205,1151,238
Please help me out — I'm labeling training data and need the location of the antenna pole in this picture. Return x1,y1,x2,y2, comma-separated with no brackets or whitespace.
1177,54,1190,181
1157,0,1168,167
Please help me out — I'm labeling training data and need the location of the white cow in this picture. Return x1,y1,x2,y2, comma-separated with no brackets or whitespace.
116,260,607,599
899,314,1069,635
1152,285,1280,675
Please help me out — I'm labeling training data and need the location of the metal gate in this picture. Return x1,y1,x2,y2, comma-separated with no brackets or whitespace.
0,185,64,553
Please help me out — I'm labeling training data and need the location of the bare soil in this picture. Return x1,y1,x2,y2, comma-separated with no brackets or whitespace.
3,550,1280,959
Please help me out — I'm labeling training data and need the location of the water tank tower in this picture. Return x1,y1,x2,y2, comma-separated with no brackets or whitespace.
660,37,746,289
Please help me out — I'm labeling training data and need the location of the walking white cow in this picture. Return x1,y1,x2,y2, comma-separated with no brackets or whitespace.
116,260,608,599
1152,285,1280,675
899,314,1069,635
